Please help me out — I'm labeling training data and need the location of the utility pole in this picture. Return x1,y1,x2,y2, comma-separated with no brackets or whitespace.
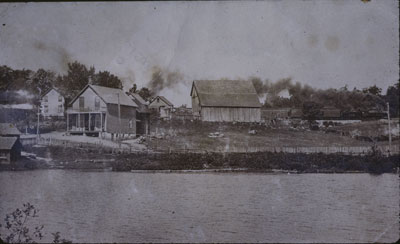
37,89,42,141
387,102,392,149
37,105,40,139
117,92,121,147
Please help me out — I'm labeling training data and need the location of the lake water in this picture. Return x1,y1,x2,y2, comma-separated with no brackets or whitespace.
0,171,398,243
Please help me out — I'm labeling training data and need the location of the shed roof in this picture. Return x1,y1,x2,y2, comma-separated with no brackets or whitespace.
69,85,138,107
0,123,21,135
129,93,147,105
191,80,261,108
0,136,18,150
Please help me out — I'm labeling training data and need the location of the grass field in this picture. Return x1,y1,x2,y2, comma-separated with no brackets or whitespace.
148,119,399,152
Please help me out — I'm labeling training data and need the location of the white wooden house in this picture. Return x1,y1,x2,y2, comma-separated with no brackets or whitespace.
66,85,138,136
40,88,65,118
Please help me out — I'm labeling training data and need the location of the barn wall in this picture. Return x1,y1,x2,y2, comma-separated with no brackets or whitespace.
106,104,136,134
191,89,200,116
200,107,261,122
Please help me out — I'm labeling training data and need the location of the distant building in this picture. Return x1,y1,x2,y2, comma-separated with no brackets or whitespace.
172,105,193,121
0,137,22,164
261,108,291,120
127,92,150,135
320,106,341,120
66,85,138,136
149,96,174,119
289,108,303,119
190,80,261,122
41,88,65,118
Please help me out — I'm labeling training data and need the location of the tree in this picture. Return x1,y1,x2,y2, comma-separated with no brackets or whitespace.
0,202,44,243
385,82,399,117
302,101,323,121
129,84,137,93
0,203,71,244
30,69,56,96
61,61,95,99
138,87,153,101
362,85,382,96
92,71,122,89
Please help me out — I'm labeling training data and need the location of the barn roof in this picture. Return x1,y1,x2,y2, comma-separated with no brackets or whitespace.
69,85,137,107
0,123,21,136
191,80,261,108
0,136,18,150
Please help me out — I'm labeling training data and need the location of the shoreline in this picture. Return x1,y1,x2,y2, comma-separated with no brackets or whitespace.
1,145,398,174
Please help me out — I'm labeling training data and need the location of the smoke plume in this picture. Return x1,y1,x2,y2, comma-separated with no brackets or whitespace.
147,65,185,95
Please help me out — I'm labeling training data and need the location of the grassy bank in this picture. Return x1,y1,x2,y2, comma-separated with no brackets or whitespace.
8,145,398,174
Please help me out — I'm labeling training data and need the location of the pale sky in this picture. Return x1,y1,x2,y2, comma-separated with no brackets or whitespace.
0,1,398,106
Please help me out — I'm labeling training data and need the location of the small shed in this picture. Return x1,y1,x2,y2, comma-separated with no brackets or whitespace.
127,92,150,135
190,80,261,122
0,137,22,164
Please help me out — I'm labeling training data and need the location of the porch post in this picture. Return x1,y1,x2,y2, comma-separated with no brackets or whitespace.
100,113,103,131
67,113,69,132
88,112,91,132
78,113,80,129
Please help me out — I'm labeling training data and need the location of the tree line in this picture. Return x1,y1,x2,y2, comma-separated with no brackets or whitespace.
249,77,399,117
0,61,153,106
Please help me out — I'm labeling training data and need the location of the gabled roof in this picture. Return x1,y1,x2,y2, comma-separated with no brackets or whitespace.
41,88,62,98
0,123,21,135
191,80,261,108
69,85,137,107
150,96,173,107
0,136,18,150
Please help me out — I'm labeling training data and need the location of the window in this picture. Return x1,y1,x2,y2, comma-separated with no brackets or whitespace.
43,96,48,102
157,98,160,103
129,119,134,129
58,105,63,113
44,105,48,113
79,97,84,109
58,96,62,102
95,97,100,111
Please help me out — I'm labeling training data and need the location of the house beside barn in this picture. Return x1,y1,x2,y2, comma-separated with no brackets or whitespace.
41,88,65,118
0,123,22,164
127,92,150,135
190,80,261,122
66,85,138,136
149,96,174,119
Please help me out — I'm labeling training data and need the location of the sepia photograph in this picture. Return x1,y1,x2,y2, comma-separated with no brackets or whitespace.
0,1,399,243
